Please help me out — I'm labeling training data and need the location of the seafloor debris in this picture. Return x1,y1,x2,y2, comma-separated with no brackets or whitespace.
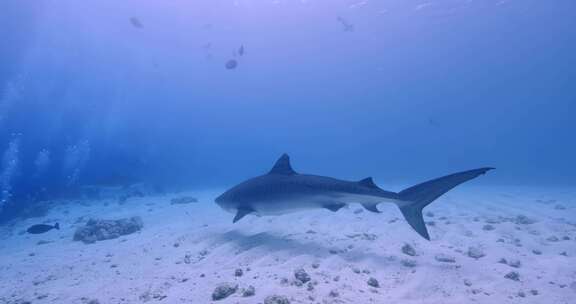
170,196,198,205
367,277,380,288
482,224,495,231
467,246,486,259
118,189,144,204
73,217,143,244
242,285,255,297
504,271,520,281
346,233,377,240
401,243,417,256
264,295,290,304
294,268,311,283
211,283,238,301
434,253,456,263
499,258,522,268
401,259,417,267
514,215,537,225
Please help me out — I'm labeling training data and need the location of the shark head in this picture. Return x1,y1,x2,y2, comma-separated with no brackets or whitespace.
215,187,256,222
215,187,239,213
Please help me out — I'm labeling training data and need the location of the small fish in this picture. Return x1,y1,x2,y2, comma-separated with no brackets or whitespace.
428,118,441,127
130,17,143,29
27,223,60,234
225,59,238,70
238,45,245,56
336,16,354,32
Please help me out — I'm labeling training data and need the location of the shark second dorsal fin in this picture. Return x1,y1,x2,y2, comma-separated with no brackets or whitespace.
358,177,378,188
268,154,297,175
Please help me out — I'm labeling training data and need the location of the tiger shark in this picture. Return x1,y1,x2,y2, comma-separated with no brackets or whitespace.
215,154,493,240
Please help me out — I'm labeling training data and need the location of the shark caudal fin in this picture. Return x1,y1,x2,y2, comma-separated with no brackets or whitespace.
397,167,494,240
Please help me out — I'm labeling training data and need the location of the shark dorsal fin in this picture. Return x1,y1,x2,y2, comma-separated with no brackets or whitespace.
268,154,297,175
358,177,378,188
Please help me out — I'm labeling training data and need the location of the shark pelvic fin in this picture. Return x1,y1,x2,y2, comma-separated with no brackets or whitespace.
358,177,378,188
362,203,381,213
268,154,297,175
233,207,254,223
323,203,346,212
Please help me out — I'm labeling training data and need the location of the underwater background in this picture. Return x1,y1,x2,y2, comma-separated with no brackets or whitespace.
0,1,575,303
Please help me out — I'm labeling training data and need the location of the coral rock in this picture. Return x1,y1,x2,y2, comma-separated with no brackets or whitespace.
73,217,143,244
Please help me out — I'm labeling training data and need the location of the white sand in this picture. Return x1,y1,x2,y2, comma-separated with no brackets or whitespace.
0,186,575,304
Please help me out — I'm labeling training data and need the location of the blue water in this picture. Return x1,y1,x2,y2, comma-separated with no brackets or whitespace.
1,0,575,220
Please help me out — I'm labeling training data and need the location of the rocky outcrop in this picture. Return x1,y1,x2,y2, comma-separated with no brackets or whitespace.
73,217,143,244
211,283,237,301
170,196,198,205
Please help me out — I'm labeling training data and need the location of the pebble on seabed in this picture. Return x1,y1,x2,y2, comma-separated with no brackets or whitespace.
294,268,311,283
401,243,417,256
242,285,255,297
467,246,486,259
234,268,243,277
264,295,290,304
211,283,238,301
367,277,380,288
504,271,520,281
435,253,456,263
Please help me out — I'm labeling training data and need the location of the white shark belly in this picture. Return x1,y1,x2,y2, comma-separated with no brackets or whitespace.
251,193,397,216
252,198,322,215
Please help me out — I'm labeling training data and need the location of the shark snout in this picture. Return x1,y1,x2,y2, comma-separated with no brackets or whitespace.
215,193,236,213
215,194,225,206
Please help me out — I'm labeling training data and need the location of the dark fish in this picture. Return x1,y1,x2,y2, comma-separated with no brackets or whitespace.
225,59,238,70
130,17,143,29
336,16,354,32
428,118,441,127
238,45,245,56
27,223,60,234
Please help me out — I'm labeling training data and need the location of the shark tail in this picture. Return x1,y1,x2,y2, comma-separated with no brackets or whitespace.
397,167,494,240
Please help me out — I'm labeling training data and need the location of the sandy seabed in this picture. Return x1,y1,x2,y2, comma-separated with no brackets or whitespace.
0,186,575,304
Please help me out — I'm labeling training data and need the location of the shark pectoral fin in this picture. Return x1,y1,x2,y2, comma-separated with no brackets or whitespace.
362,203,382,213
233,207,254,223
323,203,346,212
